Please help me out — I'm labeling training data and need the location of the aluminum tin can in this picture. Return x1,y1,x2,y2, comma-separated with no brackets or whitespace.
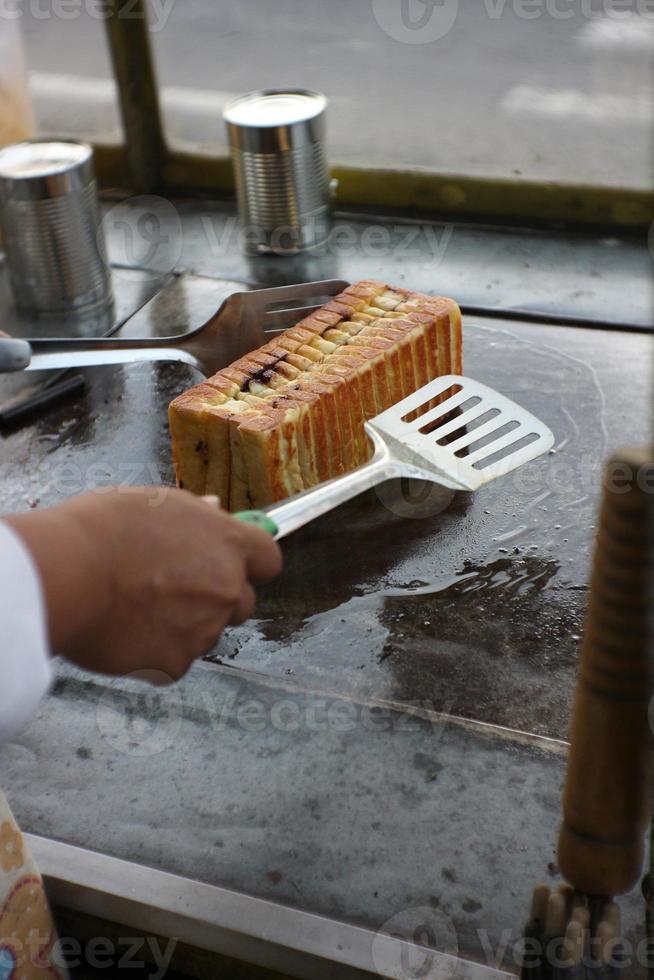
0,139,112,316
223,89,330,255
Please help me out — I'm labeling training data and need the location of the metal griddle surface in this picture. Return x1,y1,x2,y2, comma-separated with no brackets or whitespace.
1,310,647,739
0,212,651,974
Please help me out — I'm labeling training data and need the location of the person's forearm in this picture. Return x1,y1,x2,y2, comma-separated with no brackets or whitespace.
5,503,108,656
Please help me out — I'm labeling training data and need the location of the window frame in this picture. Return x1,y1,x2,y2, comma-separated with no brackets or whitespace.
95,0,653,232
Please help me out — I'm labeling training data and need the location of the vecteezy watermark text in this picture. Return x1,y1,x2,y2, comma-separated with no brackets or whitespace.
200,214,454,263
27,459,171,508
7,932,176,979
371,0,654,45
23,449,654,525
96,674,455,756
100,195,455,278
373,907,650,980
0,0,175,32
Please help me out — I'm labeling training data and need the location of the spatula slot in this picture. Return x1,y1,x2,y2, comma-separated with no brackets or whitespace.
261,282,351,335
471,430,541,470
263,305,328,334
435,407,501,446
411,392,476,432
455,419,520,458
402,383,463,424
264,296,335,315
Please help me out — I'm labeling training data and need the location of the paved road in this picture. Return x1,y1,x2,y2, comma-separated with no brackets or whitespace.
20,0,654,187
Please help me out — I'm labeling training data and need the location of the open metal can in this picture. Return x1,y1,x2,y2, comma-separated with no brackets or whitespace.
223,89,330,255
0,139,112,316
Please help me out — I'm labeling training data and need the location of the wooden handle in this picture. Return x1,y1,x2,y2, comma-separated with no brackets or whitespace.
558,448,653,895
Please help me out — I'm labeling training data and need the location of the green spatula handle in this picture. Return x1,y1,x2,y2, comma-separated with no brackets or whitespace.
234,510,279,537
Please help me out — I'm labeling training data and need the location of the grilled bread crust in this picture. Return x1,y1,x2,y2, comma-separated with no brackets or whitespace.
169,280,462,510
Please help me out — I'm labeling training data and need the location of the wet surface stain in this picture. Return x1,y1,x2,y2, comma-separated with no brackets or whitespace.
378,555,579,735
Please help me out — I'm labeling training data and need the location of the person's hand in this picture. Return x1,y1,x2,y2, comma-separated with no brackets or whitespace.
6,487,282,680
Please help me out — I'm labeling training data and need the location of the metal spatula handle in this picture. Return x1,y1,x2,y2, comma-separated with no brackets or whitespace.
263,424,474,540
262,430,398,540
0,279,350,377
6,343,203,374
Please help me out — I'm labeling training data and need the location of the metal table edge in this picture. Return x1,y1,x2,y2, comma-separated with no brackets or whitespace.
29,833,516,980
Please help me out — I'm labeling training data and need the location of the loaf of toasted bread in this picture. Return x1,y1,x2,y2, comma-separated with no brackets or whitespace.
169,280,462,510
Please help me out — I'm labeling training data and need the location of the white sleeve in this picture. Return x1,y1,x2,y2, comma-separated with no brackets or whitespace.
0,521,53,744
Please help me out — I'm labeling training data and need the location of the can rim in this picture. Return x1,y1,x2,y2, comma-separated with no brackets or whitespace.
0,138,93,180
223,88,327,128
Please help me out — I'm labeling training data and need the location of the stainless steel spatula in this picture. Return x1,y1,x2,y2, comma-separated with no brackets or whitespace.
0,280,350,376
238,374,554,539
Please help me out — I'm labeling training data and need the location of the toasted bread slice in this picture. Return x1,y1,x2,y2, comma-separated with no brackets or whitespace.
169,281,462,509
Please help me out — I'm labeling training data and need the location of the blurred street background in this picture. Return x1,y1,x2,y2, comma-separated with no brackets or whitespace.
20,0,654,187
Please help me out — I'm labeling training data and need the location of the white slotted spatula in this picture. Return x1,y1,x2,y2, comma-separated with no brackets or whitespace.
235,374,555,540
